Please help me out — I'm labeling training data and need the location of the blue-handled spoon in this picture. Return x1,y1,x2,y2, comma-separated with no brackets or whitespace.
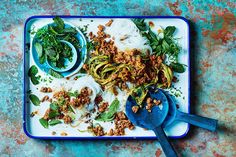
126,89,178,157
161,90,218,131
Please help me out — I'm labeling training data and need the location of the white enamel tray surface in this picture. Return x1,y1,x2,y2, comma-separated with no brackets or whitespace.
24,16,190,139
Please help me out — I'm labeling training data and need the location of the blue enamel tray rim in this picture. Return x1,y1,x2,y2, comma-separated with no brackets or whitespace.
23,15,190,140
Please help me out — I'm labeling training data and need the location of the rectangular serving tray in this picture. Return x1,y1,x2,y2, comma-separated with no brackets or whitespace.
23,16,190,140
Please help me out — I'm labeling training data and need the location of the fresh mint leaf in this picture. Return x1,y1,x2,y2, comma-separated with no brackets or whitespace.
39,54,46,64
170,62,185,73
30,75,40,85
28,65,38,76
50,103,59,111
95,98,120,122
53,16,64,32
164,26,176,37
48,69,64,78
48,119,62,126
39,118,48,128
35,42,43,57
29,94,40,106
48,110,60,119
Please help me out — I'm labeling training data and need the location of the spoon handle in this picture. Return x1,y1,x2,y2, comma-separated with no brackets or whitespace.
176,111,218,131
153,126,178,157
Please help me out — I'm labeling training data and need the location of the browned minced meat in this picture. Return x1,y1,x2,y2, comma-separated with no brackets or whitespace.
53,90,70,100
145,98,161,112
94,95,103,105
82,64,89,71
92,125,105,136
112,111,135,136
41,95,49,102
149,21,155,27
107,129,114,136
105,19,113,27
98,25,105,31
63,115,72,124
172,76,178,83
70,87,92,108
88,25,170,93
43,109,50,120
98,102,108,112
146,97,153,112
153,99,161,106
132,106,139,113
40,87,52,93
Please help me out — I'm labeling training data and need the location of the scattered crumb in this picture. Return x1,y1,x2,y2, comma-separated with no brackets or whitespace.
105,19,113,27
60,132,68,136
52,131,56,135
41,95,49,102
30,111,38,117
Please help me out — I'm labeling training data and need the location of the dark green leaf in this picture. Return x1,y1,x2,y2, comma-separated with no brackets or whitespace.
170,62,185,73
53,16,64,32
68,91,79,97
164,26,176,37
50,103,59,111
28,65,38,76
39,118,48,128
35,42,43,57
39,54,46,64
48,119,62,126
30,75,40,85
29,94,40,106
95,98,120,122
49,110,60,119
48,69,64,78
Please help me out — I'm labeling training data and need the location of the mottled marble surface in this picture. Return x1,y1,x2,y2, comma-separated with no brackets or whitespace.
0,0,235,157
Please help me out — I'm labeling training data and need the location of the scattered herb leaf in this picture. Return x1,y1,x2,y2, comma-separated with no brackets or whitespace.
28,65,38,76
39,118,48,128
48,69,64,78
48,119,62,126
29,94,40,106
95,98,120,122
170,62,185,73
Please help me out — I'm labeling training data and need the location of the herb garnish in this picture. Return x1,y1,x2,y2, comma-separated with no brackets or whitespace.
48,69,64,78
29,94,40,106
33,16,80,69
28,65,41,85
39,118,48,128
132,19,185,73
48,119,62,126
95,98,120,122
